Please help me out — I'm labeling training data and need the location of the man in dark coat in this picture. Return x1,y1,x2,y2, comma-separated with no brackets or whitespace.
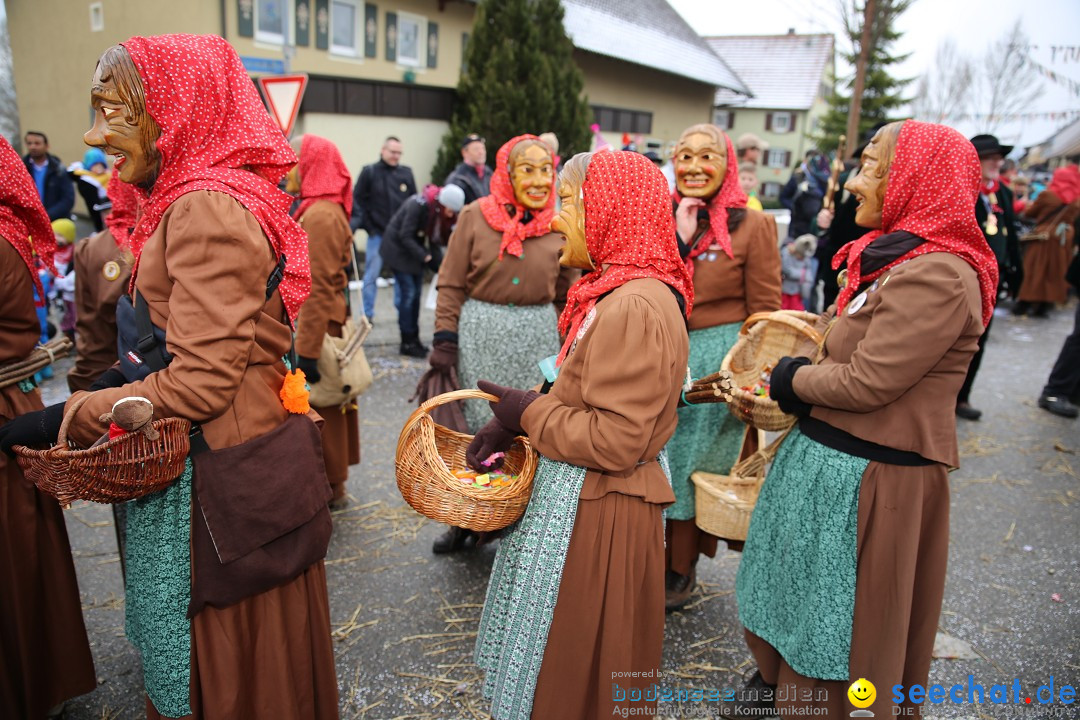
22,131,74,221
956,134,1021,421
779,150,829,238
351,136,417,321
444,133,493,206
381,184,465,357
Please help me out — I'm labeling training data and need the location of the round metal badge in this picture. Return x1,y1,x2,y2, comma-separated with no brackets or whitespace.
102,260,122,281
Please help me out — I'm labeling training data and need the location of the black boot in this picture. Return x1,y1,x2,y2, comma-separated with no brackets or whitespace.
400,333,429,358
432,525,478,554
720,670,777,719
665,565,697,612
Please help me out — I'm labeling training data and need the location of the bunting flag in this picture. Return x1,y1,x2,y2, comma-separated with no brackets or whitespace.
1020,54,1080,97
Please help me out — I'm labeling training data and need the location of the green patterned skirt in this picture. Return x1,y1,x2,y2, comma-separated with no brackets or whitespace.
474,454,587,720
736,428,869,680
666,322,744,521
458,299,561,433
125,459,193,717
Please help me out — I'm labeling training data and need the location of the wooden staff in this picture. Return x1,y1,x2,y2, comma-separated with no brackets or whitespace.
823,134,847,213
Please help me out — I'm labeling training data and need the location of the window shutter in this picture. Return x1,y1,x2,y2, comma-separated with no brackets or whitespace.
789,113,797,132
727,111,735,130
784,150,792,166
765,112,773,131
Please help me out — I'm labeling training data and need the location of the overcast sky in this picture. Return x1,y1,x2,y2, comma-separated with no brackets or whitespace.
4,0,1078,150
669,0,1080,151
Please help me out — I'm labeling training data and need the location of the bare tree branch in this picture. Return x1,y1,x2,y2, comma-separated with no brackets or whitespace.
911,40,974,124
973,19,1044,135
0,17,20,147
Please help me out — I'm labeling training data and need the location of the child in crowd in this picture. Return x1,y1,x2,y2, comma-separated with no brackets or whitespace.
739,162,764,211
781,233,817,310
50,218,78,342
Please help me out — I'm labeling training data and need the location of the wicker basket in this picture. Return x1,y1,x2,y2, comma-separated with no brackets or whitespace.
692,428,787,541
396,389,538,532
689,310,823,432
14,395,191,507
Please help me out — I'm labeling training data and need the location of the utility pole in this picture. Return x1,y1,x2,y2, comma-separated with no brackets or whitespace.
846,0,877,159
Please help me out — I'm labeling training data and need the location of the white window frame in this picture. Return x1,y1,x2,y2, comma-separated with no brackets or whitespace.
765,148,788,168
330,0,362,58
89,2,105,32
396,12,425,68
772,111,793,134
762,182,782,200
712,109,733,130
255,0,291,46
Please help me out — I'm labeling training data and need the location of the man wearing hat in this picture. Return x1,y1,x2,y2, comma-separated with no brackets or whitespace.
956,133,1021,421
736,133,769,166
445,133,494,206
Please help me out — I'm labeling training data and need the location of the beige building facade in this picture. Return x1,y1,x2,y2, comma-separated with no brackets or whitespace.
7,0,745,192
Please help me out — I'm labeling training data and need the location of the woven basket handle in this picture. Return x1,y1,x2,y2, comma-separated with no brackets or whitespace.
401,388,499,439
740,311,825,347
54,393,93,450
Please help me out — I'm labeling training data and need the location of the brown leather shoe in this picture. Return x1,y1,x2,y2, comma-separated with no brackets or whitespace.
665,565,696,612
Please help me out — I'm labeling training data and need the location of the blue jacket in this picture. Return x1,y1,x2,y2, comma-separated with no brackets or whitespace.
23,153,75,221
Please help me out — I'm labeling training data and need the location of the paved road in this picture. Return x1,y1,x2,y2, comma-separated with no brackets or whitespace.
37,281,1080,719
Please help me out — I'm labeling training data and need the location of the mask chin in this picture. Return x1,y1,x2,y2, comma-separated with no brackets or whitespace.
559,239,594,270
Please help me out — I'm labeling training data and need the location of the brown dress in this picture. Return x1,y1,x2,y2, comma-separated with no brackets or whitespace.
295,199,361,502
67,228,133,392
434,202,577,335
668,209,781,573
522,278,688,719
0,238,96,719
64,192,338,720
745,252,984,717
1018,190,1080,305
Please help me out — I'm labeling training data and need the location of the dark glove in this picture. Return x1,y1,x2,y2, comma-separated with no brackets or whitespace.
0,402,66,457
90,366,127,391
477,379,539,435
428,340,458,372
297,356,321,385
769,356,813,416
466,418,517,471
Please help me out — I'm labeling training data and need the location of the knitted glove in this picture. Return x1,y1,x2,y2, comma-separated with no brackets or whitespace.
465,418,516,472
477,380,539,435
428,340,458,372
768,356,813,416
0,402,66,456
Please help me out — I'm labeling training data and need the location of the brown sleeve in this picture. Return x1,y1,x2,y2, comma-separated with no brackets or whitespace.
553,265,578,318
65,194,276,445
744,213,782,315
0,238,39,364
1021,190,1058,222
521,293,678,473
434,205,476,335
792,258,975,412
295,205,347,358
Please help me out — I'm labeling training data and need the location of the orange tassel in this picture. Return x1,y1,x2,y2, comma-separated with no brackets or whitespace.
280,368,311,414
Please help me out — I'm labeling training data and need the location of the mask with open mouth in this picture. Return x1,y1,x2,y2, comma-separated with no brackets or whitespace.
674,127,727,199
844,122,902,229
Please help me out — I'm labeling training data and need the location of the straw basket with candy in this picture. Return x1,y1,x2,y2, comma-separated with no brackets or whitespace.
683,310,823,432
396,389,538,531
15,394,190,508
691,427,789,541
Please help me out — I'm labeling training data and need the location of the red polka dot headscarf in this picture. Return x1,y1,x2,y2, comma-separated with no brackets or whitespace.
120,34,310,321
832,120,998,326
672,126,747,275
293,134,353,222
556,151,694,365
0,135,56,299
478,134,557,260
104,167,140,248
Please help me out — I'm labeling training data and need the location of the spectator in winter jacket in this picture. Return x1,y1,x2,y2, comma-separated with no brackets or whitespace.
381,184,466,357
780,234,817,311
779,151,829,238
351,136,417,320
444,133,494,206
22,131,75,221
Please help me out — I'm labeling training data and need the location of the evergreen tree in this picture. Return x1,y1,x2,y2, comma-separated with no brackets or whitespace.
814,0,913,153
431,0,591,184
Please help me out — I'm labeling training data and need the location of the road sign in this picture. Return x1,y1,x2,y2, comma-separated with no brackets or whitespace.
241,55,287,75
256,73,308,138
